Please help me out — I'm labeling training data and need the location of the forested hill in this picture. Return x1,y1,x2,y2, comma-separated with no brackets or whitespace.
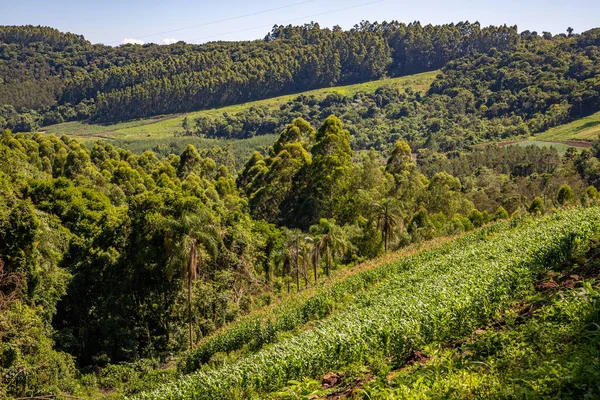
169,27,600,154
0,21,519,126
3,23,600,155
3,20,600,399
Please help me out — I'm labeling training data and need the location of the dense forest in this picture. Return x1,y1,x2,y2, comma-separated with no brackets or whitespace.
3,23,598,153
1,21,519,127
2,114,600,396
184,28,600,152
1,19,600,399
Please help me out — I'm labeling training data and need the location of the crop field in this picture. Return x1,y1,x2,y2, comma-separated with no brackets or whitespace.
353,278,600,399
133,207,600,399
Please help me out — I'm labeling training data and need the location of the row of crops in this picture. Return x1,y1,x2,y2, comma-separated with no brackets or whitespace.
136,207,600,399
182,222,513,372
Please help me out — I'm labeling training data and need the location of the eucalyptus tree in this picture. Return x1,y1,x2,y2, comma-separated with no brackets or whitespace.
272,229,297,293
300,116,353,227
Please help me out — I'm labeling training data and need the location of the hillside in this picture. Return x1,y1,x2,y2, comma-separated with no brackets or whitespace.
4,108,600,398
3,18,600,400
489,111,600,153
3,24,600,157
535,110,600,142
275,232,600,399
0,22,515,125
133,208,600,399
41,71,438,164
44,71,437,139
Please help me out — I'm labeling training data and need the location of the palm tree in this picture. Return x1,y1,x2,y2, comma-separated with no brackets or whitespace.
303,236,316,284
294,232,300,292
373,199,403,253
310,237,320,281
163,210,220,350
310,219,348,277
273,230,297,293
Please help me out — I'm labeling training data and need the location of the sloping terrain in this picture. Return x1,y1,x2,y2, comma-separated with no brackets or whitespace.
498,111,600,153
535,111,600,143
133,207,600,399
296,232,600,399
38,71,437,168
42,71,437,144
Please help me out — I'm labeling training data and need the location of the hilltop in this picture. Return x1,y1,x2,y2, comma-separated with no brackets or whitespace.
3,23,600,158
0,22,515,125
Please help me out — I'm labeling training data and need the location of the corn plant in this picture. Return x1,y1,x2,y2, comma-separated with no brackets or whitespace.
136,208,600,400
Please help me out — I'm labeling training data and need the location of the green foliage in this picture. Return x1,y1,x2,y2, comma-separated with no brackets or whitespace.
181,223,512,374
301,116,353,227
386,140,414,176
529,197,545,215
0,301,78,398
374,199,403,252
468,209,486,228
0,22,516,127
408,207,434,241
0,132,290,376
115,30,600,156
309,219,349,277
239,118,314,225
582,185,600,206
135,207,600,399
355,275,600,399
494,206,509,220
558,183,575,205
1,24,600,397
271,378,323,399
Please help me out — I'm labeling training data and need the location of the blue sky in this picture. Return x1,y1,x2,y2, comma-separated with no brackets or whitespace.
1,0,598,45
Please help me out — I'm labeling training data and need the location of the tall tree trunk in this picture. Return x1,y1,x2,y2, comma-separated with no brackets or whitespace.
326,246,330,277
384,226,388,253
188,242,197,350
286,259,290,293
264,258,270,284
295,234,300,292
303,257,308,288
313,252,318,283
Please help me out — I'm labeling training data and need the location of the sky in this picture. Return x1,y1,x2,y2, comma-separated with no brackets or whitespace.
1,0,599,46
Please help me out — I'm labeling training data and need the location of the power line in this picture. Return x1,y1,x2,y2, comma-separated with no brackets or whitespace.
189,0,384,43
109,0,316,44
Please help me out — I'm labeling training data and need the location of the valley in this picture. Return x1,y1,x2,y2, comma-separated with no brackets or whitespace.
1,16,600,400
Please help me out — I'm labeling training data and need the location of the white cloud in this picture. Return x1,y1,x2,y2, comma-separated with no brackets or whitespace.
122,38,145,45
162,38,179,45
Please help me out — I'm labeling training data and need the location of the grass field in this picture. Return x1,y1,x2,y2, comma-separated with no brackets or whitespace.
44,71,439,145
507,139,583,155
494,112,600,153
44,70,600,164
535,111,600,142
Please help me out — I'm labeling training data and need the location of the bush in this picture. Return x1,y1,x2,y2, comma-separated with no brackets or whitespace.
582,186,599,206
0,302,78,397
557,184,574,206
528,197,545,215
468,209,485,228
494,206,509,220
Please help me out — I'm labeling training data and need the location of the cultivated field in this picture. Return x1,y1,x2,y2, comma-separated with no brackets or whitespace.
133,207,600,399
